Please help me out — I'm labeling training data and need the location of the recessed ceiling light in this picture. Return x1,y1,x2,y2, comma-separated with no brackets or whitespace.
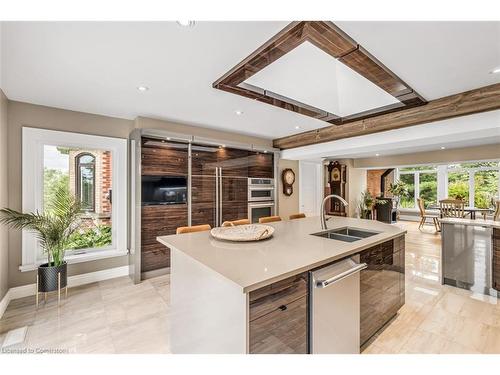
295,126,301,130
220,144,226,148
235,110,243,115
137,86,149,92
166,137,171,141
441,146,446,150
177,20,195,27
490,67,500,74
264,150,268,153
375,153,380,157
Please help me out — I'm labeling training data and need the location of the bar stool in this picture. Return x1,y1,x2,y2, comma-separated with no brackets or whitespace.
289,213,306,220
176,224,211,234
222,219,250,227
259,216,282,224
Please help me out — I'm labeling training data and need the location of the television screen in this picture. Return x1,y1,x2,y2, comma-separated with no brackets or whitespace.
141,176,187,205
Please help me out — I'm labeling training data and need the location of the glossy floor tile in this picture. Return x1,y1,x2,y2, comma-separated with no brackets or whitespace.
0,220,499,354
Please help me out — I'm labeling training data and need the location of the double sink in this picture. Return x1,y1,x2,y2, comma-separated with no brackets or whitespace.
311,227,379,243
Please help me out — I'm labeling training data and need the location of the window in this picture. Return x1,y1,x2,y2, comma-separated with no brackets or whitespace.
397,165,437,209
76,153,96,212
21,128,127,271
419,172,438,208
399,174,415,208
396,161,500,212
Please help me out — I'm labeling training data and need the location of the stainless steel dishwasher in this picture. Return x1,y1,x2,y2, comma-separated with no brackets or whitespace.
309,255,367,354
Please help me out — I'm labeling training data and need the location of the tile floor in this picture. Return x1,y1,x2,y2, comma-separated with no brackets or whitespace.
1,220,499,354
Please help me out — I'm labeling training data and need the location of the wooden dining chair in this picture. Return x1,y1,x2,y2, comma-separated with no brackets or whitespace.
176,224,211,234
417,198,440,232
289,213,306,220
439,199,466,218
259,216,282,224
222,219,250,227
494,200,500,221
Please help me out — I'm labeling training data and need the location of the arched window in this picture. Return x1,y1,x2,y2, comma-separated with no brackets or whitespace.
76,153,96,212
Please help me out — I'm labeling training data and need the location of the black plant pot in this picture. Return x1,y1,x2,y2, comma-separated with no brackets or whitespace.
38,262,67,292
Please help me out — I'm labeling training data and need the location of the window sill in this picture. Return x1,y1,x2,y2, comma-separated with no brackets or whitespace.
19,249,128,272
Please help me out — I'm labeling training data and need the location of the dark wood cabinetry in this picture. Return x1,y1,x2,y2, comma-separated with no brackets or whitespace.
141,138,189,273
141,138,188,176
249,273,308,354
359,236,405,345
493,228,500,291
141,204,188,272
140,137,273,274
248,152,273,178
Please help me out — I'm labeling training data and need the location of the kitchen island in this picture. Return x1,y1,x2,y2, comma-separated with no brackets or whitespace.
158,216,406,354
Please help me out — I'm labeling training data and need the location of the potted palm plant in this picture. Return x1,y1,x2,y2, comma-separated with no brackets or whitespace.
0,186,81,294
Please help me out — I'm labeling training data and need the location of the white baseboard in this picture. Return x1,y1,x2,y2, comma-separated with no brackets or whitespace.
0,265,129,319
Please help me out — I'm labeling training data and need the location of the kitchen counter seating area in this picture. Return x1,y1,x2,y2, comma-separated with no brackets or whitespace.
158,216,406,354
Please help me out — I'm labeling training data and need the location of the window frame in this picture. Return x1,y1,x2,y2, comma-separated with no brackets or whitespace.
75,152,96,212
20,127,128,271
396,161,500,213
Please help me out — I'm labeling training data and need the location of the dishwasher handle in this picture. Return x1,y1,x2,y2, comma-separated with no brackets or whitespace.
315,263,367,288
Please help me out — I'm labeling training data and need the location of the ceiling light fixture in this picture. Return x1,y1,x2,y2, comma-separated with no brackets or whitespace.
441,146,446,150
177,20,195,27
235,110,243,115
375,153,380,157
295,126,301,130
137,86,149,92
490,67,500,74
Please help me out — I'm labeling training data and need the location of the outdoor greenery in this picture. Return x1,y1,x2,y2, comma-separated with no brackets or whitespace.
44,166,112,250
398,162,499,210
0,185,81,266
67,224,112,250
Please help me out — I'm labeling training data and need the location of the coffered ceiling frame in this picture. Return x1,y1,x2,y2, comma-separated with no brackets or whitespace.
213,21,427,125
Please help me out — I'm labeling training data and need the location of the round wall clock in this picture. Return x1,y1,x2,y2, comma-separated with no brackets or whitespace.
282,168,295,196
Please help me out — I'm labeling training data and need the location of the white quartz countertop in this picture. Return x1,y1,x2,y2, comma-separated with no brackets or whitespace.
440,217,500,229
157,216,406,293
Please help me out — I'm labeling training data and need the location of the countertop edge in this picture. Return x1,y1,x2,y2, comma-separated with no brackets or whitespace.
158,229,407,294
440,218,500,229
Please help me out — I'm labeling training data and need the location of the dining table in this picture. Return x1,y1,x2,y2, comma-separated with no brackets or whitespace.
428,205,493,220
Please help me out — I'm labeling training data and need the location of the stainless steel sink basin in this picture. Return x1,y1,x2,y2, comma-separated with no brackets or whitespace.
311,227,380,242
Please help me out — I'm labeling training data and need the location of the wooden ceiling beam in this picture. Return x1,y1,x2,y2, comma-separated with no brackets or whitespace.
273,83,500,150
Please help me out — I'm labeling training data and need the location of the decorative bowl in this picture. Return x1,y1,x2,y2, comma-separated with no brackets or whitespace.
210,224,275,242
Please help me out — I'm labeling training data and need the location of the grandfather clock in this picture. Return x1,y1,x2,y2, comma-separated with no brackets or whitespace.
327,161,347,216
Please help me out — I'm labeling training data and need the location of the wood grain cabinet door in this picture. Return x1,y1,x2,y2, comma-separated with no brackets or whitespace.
493,228,500,291
141,138,188,176
248,273,308,354
359,237,405,346
141,204,188,272
249,296,308,354
248,152,274,178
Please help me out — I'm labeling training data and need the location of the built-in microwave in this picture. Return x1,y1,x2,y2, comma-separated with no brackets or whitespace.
248,178,275,202
248,202,275,224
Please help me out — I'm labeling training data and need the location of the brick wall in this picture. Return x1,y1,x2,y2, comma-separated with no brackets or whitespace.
367,169,395,197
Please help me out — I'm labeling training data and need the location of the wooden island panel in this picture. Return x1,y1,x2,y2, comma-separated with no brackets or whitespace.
493,228,500,291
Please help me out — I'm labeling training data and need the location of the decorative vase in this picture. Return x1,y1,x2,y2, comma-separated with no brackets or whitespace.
37,262,67,293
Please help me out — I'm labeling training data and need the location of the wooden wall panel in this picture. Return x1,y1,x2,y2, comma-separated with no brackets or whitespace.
142,138,188,176
248,152,274,178
141,204,188,272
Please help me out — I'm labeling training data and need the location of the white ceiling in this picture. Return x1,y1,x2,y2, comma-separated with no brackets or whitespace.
245,41,399,117
1,21,499,140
